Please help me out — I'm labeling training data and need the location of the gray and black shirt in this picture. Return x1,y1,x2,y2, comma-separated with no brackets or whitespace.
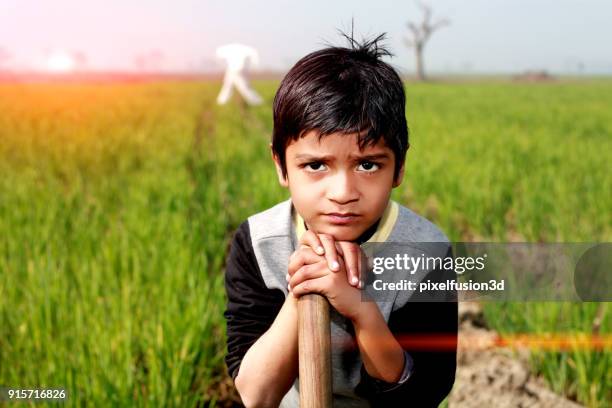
224,199,457,407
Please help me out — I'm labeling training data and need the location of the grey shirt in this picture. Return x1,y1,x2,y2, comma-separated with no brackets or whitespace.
224,199,457,407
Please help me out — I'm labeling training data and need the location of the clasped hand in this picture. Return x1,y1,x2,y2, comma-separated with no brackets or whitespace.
287,230,364,322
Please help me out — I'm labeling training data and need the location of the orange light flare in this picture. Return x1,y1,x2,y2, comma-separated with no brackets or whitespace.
331,333,612,352
492,333,612,352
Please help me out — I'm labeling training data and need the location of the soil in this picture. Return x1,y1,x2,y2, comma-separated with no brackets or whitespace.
448,302,584,408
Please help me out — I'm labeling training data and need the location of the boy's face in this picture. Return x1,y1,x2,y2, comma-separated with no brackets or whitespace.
272,130,404,242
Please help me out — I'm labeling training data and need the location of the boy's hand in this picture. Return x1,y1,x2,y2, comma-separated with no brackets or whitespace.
288,230,362,288
288,249,362,322
286,230,364,321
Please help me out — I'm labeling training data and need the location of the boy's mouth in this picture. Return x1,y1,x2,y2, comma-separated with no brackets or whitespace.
324,212,360,225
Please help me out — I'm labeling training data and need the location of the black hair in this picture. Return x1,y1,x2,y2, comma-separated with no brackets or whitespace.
272,31,409,182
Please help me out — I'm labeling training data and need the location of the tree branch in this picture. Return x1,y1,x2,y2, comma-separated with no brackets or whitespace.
407,22,423,44
431,18,451,33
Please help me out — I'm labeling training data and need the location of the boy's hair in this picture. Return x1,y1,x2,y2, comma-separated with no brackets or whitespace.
272,32,409,182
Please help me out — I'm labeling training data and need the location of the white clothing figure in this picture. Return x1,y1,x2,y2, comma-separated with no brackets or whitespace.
216,43,263,106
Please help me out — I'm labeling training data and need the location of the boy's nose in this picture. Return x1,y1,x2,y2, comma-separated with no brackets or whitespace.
326,171,359,204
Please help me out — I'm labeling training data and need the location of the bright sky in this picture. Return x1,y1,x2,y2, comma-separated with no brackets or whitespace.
1,0,611,74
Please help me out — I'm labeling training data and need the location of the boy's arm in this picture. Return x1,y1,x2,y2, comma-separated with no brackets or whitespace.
354,247,458,407
350,302,406,383
235,296,299,407
224,221,298,407
354,300,458,406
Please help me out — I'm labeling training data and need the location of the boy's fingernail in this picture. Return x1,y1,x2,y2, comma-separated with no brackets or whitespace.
351,277,358,286
331,261,340,271
286,273,290,281
288,283,291,291
316,246,325,255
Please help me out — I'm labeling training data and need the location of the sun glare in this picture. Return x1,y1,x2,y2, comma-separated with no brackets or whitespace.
46,52,76,73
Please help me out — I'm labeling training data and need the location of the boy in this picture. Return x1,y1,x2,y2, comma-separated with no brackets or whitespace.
224,34,457,407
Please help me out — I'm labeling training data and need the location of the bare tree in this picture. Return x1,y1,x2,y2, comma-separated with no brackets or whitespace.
134,50,165,72
404,2,450,81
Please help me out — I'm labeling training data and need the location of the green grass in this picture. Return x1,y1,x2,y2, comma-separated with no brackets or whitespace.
0,79,610,406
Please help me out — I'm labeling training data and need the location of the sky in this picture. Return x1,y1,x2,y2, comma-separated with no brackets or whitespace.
1,0,611,75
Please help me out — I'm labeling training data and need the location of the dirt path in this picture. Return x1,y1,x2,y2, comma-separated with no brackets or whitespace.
448,302,583,408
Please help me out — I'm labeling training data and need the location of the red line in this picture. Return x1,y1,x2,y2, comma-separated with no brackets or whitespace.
331,333,612,351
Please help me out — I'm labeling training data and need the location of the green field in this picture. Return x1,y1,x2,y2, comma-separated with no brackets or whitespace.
0,79,610,406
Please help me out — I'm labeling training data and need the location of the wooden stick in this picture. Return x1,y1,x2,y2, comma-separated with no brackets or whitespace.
298,293,332,408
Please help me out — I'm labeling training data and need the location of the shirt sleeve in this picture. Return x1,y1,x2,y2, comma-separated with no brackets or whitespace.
358,350,415,394
354,246,458,407
223,220,286,381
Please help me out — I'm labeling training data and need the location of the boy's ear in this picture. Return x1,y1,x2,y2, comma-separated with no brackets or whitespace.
392,162,405,188
270,143,289,188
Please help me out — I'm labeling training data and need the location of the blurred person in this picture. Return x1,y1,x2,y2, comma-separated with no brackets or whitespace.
216,43,263,106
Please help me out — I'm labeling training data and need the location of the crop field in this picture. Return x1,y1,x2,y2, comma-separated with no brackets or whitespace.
0,79,610,406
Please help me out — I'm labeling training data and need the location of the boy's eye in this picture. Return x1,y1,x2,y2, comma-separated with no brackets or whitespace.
357,161,380,172
304,162,327,172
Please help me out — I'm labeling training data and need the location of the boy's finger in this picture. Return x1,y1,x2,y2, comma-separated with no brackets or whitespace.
318,233,340,272
290,274,329,298
289,260,329,288
288,247,323,278
337,242,360,287
298,230,325,255
357,249,363,289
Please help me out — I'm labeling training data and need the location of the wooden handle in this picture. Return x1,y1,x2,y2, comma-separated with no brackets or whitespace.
298,293,332,408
